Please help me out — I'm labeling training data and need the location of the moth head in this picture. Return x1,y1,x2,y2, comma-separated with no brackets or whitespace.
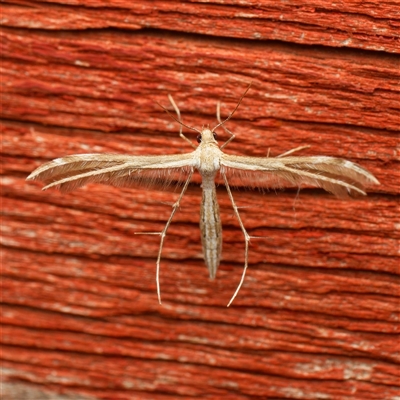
197,127,218,144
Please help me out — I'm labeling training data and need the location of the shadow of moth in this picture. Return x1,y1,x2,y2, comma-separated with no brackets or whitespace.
27,85,380,306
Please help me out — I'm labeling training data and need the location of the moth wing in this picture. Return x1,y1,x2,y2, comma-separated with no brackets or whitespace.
221,154,379,198
27,153,196,193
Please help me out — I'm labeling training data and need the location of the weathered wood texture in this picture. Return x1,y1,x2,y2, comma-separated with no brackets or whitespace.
2,0,400,53
1,1,399,399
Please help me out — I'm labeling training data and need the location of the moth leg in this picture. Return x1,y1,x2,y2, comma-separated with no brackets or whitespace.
221,172,251,307
216,101,236,150
168,94,197,149
136,169,194,304
277,145,311,158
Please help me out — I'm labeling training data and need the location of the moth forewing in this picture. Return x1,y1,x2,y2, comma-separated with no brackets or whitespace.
28,153,197,192
220,154,379,198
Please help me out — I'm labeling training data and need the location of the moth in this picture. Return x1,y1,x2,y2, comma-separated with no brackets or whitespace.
27,86,379,306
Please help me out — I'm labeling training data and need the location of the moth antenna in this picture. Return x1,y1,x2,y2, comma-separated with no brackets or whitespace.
217,101,236,149
157,101,202,135
212,82,252,132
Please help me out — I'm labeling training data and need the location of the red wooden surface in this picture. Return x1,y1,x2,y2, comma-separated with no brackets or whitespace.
1,1,399,399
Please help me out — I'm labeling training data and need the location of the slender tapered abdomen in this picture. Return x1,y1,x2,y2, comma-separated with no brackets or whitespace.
200,176,222,279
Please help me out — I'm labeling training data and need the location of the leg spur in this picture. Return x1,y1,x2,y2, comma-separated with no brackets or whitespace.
135,170,193,304
222,172,254,307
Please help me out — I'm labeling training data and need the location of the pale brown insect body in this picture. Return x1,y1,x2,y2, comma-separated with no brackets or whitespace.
27,87,379,306
195,128,223,279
